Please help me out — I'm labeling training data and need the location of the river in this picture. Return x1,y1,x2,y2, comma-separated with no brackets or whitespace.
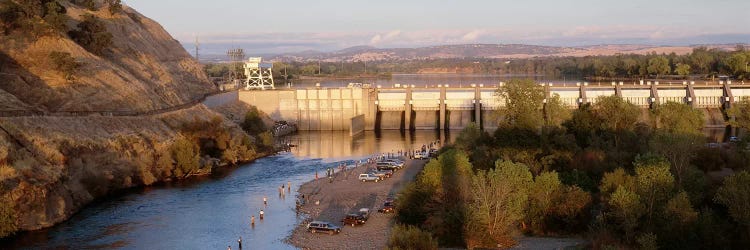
4,130,449,250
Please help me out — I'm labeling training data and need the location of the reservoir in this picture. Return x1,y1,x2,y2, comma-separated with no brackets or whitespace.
4,131,448,249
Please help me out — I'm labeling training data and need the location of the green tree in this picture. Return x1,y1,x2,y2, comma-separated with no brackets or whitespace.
653,102,704,134
594,96,640,132
664,191,698,225
496,79,545,130
727,100,750,130
714,171,750,227
544,93,571,127
527,171,562,232
241,106,267,135
724,52,748,77
68,14,113,55
454,122,481,153
647,56,671,77
609,186,645,238
674,63,691,77
634,155,675,222
49,51,81,81
465,160,532,248
104,0,122,15
689,47,715,74
649,132,703,186
600,168,637,199
171,136,200,178
388,224,439,250
42,1,67,33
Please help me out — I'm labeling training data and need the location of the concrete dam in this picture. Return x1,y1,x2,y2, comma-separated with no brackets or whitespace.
207,81,750,134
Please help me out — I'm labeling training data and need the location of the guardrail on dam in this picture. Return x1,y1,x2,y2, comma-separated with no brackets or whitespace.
230,81,750,132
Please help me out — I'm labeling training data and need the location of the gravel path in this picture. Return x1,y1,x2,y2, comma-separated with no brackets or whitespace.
287,158,428,250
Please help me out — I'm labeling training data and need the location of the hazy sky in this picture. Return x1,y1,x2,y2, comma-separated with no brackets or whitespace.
125,0,750,54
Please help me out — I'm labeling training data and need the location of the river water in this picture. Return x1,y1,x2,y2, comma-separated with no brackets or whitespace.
4,131,449,250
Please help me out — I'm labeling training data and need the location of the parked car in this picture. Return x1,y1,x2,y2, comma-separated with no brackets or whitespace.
342,213,367,226
414,151,428,159
307,221,341,235
729,136,740,143
358,208,371,219
368,170,392,179
378,201,395,213
358,173,380,182
381,159,405,168
376,162,399,171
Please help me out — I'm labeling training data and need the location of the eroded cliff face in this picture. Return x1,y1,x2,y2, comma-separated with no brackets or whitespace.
0,1,213,113
0,1,262,237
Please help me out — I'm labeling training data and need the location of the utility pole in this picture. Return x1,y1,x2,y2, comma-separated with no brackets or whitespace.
318,58,321,75
194,35,200,61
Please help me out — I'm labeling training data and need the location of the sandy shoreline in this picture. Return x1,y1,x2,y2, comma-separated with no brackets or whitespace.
287,158,428,249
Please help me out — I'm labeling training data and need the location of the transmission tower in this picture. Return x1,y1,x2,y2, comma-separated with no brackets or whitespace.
227,48,245,87
194,36,200,61
244,57,275,90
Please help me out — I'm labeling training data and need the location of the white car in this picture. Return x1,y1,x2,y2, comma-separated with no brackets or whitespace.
414,152,428,159
358,174,380,182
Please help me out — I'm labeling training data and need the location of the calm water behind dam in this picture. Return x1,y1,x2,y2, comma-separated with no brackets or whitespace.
4,131,448,249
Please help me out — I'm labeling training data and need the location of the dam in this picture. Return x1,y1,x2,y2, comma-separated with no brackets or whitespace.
205,81,750,134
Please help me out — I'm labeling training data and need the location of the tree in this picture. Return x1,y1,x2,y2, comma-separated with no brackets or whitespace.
724,52,748,77
68,14,113,55
465,160,532,248
600,168,637,199
388,224,439,250
653,102,704,134
727,100,750,130
171,135,200,178
647,56,671,77
649,132,703,186
634,155,675,222
544,93,571,127
42,1,68,33
665,191,698,225
496,79,545,130
714,171,750,227
609,186,645,238
674,63,691,77
241,106,267,135
594,96,640,132
49,51,81,81
527,171,562,232
689,47,715,74
105,0,122,15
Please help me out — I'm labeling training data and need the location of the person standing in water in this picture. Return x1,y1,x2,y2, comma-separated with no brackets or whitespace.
251,215,255,226
259,209,265,220
238,237,242,249
263,196,267,206
287,181,291,192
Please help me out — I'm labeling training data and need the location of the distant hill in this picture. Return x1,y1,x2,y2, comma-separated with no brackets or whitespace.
267,43,744,62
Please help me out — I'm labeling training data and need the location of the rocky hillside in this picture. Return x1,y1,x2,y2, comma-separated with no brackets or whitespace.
0,0,266,238
0,0,213,113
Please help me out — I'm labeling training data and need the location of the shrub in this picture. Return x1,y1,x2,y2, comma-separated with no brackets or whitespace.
241,107,267,135
258,131,273,149
42,1,67,33
68,14,113,55
104,0,122,15
49,51,81,80
171,136,199,178
74,0,97,11
0,196,17,238
388,224,438,250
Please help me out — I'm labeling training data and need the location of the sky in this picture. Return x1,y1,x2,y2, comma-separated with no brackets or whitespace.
125,0,750,54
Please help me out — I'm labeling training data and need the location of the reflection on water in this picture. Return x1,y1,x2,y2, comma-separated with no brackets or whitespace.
3,131,449,250
284,130,451,161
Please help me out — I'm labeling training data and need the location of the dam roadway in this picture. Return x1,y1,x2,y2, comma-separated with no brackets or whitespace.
207,80,750,134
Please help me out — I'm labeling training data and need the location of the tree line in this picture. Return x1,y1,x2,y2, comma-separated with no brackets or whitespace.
389,79,750,249
205,47,750,81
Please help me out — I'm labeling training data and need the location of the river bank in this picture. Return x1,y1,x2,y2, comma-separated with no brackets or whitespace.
287,157,428,249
